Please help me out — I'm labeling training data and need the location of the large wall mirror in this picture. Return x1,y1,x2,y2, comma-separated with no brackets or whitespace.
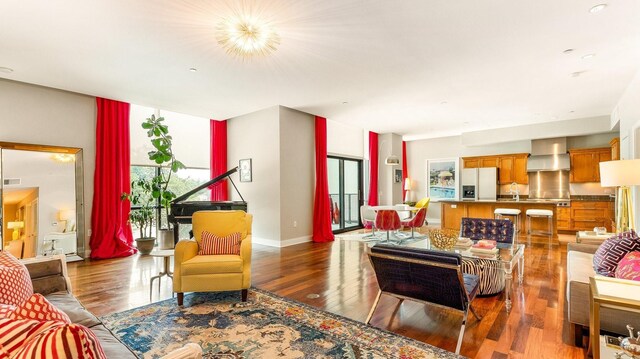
0,142,85,261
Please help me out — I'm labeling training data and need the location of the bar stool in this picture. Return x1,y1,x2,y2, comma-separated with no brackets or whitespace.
526,209,553,238
494,208,521,233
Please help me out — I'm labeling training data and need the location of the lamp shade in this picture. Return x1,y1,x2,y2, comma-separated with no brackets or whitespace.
404,178,411,189
58,209,75,221
7,221,24,229
599,160,640,187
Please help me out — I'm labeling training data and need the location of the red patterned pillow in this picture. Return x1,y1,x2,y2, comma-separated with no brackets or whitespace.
0,318,62,356
0,251,34,306
13,322,106,359
9,293,71,323
593,230,640,277
615,251,640,281
0,304,15,319
199,231,241,255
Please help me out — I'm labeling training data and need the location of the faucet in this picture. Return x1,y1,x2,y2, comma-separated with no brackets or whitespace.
509,182,520,201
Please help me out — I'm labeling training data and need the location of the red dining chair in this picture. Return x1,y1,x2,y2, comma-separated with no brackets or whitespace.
401,207,427,238
375,210,401,241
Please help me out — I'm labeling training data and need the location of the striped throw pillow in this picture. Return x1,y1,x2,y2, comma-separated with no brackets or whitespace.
199,231,242,255
0,318,62,356
9,293,71,323
13,322,106,359
0,304,15,319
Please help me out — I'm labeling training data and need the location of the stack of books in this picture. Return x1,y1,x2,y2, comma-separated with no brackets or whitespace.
454,237,473,249
470,240,499,255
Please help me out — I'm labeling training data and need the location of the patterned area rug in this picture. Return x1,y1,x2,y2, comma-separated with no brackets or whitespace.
101,288,460,359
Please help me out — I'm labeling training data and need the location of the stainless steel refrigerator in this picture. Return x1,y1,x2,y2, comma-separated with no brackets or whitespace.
461,167,498,201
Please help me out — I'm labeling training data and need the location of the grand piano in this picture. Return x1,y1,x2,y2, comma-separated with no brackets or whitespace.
169,167,247,243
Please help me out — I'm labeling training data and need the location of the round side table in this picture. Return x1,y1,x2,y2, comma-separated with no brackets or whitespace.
149,249,174,301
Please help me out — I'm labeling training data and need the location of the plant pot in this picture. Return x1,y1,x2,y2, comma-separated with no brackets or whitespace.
159,229,175,250
135,237,156,255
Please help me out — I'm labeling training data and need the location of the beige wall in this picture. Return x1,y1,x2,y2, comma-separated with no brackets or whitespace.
0,79,95,254
279,107,314,243
377,133,403,205
227,106,282,245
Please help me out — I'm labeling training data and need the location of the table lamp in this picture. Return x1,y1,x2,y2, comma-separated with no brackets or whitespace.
58,209,76,232
7,221,24,240
404,178,411,202
599,159,640,233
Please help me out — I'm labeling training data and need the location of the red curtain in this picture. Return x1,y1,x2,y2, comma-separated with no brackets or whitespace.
367,131,379,206
210,120,228,201
90,98,137,259
312,116,335,243
402,141,408,200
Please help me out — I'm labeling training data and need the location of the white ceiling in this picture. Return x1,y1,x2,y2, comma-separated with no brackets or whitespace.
1,0,640,138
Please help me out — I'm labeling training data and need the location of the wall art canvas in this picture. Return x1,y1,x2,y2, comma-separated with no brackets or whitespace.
427,158,459,201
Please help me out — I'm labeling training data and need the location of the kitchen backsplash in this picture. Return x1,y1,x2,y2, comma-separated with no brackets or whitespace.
499,183,614,196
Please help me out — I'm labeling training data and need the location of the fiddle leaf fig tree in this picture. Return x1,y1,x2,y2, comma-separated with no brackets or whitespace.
121,179,155,239
142,114,186,229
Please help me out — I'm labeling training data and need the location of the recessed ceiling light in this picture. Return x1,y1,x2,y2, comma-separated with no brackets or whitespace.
563,49,575,54
590,4,607,13
189,68,197,72
581,53,595,60
0,67,14,73
571,71,586,77
463,121,470,125
342,101,348,105
440,101,448,105
569,110,575,113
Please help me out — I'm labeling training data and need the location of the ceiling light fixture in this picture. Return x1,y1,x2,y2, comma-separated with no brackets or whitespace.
563,49,575,54
582,53,595,60
51,153,75,163
189,68,197,72
590,4,607,13
0,67,14,73
216,14,280,58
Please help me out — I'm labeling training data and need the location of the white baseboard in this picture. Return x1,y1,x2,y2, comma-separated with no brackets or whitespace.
427,219,441,225
253,235,312,248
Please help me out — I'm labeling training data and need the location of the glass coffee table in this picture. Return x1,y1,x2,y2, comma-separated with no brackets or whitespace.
373,238,525,312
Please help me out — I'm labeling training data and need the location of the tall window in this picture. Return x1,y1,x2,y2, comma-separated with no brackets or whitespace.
328,156,363,233
129,105,211,240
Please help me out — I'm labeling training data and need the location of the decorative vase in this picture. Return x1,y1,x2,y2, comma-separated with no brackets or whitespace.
159,229,175,250
135,237,156,255
428,228,459,250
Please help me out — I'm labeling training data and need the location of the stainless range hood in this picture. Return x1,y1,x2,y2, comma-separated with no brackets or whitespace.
526,137,570,172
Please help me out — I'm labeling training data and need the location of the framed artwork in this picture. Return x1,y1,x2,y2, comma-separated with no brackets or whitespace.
394,169,402,183
426,158,460,201
239,158,252,182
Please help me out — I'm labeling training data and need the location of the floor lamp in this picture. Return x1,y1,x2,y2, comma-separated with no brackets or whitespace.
599,159,640,233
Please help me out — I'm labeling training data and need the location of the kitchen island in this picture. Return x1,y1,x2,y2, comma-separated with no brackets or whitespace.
440,199,559,238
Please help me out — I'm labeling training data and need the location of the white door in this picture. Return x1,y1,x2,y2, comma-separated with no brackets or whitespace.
23,199,38,258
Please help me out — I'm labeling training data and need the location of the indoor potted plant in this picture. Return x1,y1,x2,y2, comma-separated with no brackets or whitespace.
142,114,185,249
122,178,156,254
122,113,185,252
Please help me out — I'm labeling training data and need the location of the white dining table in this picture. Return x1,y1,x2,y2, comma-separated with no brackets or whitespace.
370,205,417,219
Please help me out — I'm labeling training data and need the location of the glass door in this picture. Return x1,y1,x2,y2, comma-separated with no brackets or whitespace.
328,156,363,233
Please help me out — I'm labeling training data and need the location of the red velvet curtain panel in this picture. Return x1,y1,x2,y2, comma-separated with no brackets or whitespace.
210,120,228,201
402,141,408,200
367,131,379,206
90,98,137,259
312,116,335,243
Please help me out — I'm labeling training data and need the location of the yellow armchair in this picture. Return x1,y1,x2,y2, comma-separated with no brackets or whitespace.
173,210,252,305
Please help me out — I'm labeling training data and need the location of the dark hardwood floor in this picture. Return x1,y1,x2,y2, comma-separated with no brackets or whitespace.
67,231,585,358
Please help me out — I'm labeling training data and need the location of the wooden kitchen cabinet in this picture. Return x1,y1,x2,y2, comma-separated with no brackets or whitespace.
462,153,529,184
441,202,467,231
569,147,611,183
556,207,571,231
570,201,612,231
610,137,620,161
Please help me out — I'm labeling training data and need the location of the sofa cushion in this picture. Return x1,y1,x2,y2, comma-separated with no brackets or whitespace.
88,324,138,359
13,322,106,359
182,255,243,275
0,252,34,306
593,230,640,277
568,250,596,284
198,231,241,255
44,292,101,328
615,251,640,281
10,293,71,323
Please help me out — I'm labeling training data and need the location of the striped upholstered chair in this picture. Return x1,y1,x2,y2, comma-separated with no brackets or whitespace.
459,217,515,295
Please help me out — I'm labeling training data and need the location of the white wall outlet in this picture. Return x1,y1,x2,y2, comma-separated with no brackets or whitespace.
451,204,457,208
88,229,92,236
293,221,298,228
51,221,58,226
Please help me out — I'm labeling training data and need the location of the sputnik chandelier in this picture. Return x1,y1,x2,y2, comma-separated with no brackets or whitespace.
215,12,280,58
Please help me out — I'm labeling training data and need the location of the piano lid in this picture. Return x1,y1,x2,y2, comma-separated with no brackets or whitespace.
171,166,245,203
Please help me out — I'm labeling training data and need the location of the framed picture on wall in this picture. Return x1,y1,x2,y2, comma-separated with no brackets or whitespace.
239,158,252,182
394,169,402,183
426,158,460,201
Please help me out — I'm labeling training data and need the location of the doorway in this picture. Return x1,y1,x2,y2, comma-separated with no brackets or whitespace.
327,156,363,233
